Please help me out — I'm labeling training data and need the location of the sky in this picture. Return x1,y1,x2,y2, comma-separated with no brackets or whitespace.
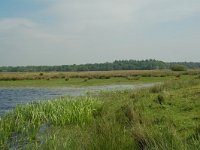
0,0,200,66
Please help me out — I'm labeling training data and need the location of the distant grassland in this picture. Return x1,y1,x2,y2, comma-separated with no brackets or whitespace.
1,79,200,149
0,70,200,87
1,69,200,81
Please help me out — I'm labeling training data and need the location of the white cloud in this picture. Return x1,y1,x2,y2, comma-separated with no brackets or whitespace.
0,0,200,65
139,0,200,23
44,0,200,24
0,18,61,49
0,18,37,30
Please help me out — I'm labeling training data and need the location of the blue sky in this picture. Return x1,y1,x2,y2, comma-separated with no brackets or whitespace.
0,1,42,17
0,0,200,66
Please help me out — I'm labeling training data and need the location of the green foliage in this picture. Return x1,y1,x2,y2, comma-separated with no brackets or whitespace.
171,64,187,71
0,97,101,149
0,59,168,72
65,77,69,81
1,79,200,149
1,60,200,72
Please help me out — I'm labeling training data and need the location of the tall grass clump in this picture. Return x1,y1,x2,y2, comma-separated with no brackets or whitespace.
0,97,102,149
149,79,200,93
171,64,187,71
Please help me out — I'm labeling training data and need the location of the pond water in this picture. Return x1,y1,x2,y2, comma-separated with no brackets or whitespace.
0,83,155,116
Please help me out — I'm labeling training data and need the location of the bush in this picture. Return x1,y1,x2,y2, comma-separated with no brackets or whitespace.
160,74,166,77
84,78,88,82
65,78,69,81
171,65,187,71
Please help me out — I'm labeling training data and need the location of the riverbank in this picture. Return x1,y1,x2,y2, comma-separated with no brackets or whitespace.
1,79,200,149
0,83,155,116
0,74,197,87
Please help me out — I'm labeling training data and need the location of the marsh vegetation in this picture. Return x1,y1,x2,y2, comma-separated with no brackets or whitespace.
0,69,200,87
1,77,200,149
0,70,200,149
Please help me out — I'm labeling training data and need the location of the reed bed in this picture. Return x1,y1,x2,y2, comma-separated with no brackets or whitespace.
0,69,200,81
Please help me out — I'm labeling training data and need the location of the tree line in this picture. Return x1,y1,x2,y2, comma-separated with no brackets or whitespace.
0,59,200,72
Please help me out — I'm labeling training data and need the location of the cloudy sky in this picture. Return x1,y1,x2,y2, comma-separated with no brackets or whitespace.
0,0,200,66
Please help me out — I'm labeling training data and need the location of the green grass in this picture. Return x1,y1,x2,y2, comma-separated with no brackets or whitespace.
1,78,200,149
0,97,102,149
0,75,195,87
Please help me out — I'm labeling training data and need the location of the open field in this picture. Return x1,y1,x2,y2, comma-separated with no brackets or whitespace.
0,70,200,87
1,78,200,149
0,76,177,87
0,75,197,87
0,69,200,81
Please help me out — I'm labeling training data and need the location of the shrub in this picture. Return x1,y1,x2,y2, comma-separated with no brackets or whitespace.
39,73,44,76
11,77,17,81
160,74,166,77
60,76,65,79
98,76,110,79
84,78,88,82
65,78,69,81
171,65,187,71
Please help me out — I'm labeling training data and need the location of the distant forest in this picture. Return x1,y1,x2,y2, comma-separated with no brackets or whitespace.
1,60,200,72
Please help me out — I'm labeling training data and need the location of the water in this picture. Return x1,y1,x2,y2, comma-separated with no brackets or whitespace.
0,83,155,116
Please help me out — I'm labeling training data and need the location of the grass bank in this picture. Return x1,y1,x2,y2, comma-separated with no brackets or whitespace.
0,70,179,81
1,78,200,149
0,74,198,87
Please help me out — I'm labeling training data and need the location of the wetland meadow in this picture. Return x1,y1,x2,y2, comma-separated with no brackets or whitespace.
1,0,200,149
0,70,200,149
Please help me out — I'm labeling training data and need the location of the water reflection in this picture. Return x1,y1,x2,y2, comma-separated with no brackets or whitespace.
0,83,155,116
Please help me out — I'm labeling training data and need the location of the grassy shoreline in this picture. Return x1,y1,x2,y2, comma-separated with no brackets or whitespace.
1,79,200,149
0,69,199,87
0,77,168,87
0,74,198,87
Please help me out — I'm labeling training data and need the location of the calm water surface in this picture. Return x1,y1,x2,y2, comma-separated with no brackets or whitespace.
0,83,155,116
